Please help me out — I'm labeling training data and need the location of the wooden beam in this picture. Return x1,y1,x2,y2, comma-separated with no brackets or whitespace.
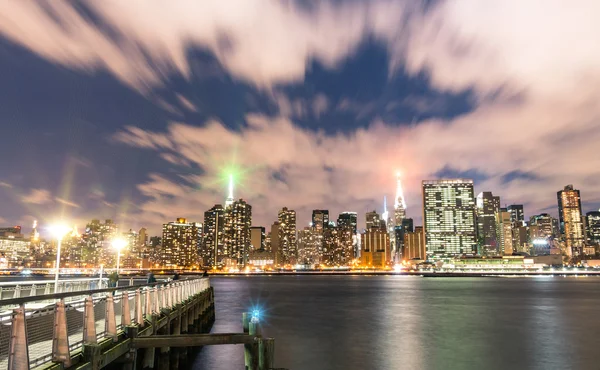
132,334,255,348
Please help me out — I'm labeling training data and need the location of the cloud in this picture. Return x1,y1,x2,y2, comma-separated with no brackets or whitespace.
176,94,198,112
55,197,80,208
0,0,409,92
312,94,329,119
0,181,12,188
21,189,52,204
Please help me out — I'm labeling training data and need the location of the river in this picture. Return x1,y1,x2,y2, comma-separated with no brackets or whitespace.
193,275,600,370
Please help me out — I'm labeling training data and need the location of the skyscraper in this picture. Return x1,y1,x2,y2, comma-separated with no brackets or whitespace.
395,218,414,260
337,212,358,235
162,218,201,268
311,210,329,232
250,226,266,251
270,221,281,265
422,179,477,256
529,213,556,239
507,204,525,224
278,207,297,264
557,184,585,256
586,210,600,245
394,172,407,225
365,210,381,230
225,174,234,208
403,226,425,260
224,199,252,266
202,204,225,268
476,191,501,255
297,227,322,265
360,227,391,268
495,210,514,255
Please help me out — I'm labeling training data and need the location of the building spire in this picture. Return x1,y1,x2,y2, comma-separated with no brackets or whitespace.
225,173,234,207
382,196,389,222
394,171,407,210
394,172,407,224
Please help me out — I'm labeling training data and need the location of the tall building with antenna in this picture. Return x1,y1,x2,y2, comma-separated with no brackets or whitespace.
393,172,407,260
225,174,234,208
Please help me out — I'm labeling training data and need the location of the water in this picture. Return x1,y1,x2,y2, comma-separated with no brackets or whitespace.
193,275,600,370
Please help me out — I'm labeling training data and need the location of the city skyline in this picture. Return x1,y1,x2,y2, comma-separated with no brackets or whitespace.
1,2,600,235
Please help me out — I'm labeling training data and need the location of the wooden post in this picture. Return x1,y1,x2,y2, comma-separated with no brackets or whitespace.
244,315,261,370
52,299,72,367
8,305,29,370
258,338,275,370
242,312,250,334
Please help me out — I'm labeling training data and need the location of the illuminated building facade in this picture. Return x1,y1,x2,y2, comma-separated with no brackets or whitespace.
403,226,425,260
162,218,201,268
337,212,357,263
224,199,252,266
360,227,391,268
203,204,225,268
0,226,30,267
476,191,501,255
507,204,525,224
297,227,322,265
529,213,556,239
586,210,600,245
495,211,514,255
270,222,280,265
278,207,297,264
557,184,585,256
423,179,477,256
311,210,329,232
77,219,117,267
250,226,266,251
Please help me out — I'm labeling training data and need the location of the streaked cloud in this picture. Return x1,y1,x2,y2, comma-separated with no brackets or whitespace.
55,197,81,208
21,188,52,204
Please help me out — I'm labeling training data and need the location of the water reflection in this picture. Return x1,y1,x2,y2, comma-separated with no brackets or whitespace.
194,276,600,370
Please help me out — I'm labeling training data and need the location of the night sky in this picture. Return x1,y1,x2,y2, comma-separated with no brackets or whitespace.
1,1,599,235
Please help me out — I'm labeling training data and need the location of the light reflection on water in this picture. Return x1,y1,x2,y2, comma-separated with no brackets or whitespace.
193,276,600,370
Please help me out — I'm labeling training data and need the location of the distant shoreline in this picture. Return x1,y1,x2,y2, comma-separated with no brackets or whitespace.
205,271,600,278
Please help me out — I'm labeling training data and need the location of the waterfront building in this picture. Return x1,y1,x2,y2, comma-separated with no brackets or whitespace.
278,207,297,264
476,191,501,255
0,226,30,267
360,227,391,268
297,227,322,265
586,210,600,245
202,204,225,268
496,211,514,255
311,210,329,232
77,219,118,267
162,218,201,268
396,218,414,260
557,184,585,256
402,226,425,260
224,199,252,266
270,222,281,265
337,212,358,235
422,179,477,256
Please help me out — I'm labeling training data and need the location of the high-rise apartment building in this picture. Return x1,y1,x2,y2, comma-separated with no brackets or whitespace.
495,211,514,255
337,212,358,265
360,227,391,268
224,199,252,266
403,226,425,260
557,184,585,256
202,204,225,268
395,218,414,260
586,210,600,245
278,207,297,264
270,222,281,265
476,192,501,255
297,227,322,265
311,210,329,232
423,179,477,256
162,218,201,268
507,204,525,224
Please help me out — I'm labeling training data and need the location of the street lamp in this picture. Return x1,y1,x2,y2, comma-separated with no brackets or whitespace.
49,223,72,293
112,238,128,274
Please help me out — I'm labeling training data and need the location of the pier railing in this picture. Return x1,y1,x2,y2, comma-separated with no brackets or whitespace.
0,278,110,300
0,277,210,369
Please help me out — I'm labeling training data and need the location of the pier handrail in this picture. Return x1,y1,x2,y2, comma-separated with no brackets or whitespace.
0,277,211,369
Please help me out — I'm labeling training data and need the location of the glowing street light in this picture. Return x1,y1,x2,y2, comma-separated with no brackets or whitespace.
49,223,72,293
112,238,128,274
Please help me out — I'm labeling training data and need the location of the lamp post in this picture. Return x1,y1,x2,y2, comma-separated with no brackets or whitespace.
112,238,128,274
49,224,72,293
